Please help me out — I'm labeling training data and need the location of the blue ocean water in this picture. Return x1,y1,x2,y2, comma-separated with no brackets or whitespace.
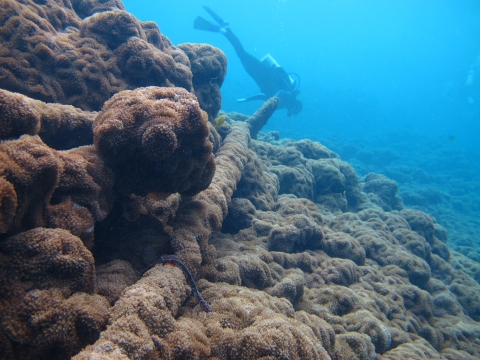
123,0,480,253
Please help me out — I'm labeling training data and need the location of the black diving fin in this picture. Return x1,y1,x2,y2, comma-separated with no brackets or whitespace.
194,16,220,32
203,6,229,28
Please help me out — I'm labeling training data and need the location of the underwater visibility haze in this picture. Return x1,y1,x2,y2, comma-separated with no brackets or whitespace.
2,0,480,358
123,0,480,260
124,0,480,138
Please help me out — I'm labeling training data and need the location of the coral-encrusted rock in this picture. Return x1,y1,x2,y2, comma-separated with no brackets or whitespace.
343,310,393,354
201,283,332,359
74,264,190,359
79,10,144,50
0,133,113,240
0,177,16,234
94,86,215,196
177,43,227,121
1,289,109,360
381,339,464,360
0,135,61,234
54,145,114,218
266,268,305,306
0,89,41,140
222,198,256,234
361,172,404,211
121,192,181,226
95,259,139,305
307,258,363,287
0,87,96,150
71,0,125,19
333,332,376,360
329,211,432,288
252,138,369,213
0,0,120,110
44,199,96,249
400,208,435,243
0,1,198,111
267,214,322,253
235,150,279,211
0,228,96,293
288,139,336,160
321,231,366,266
114,35,192,92
264,197,324,253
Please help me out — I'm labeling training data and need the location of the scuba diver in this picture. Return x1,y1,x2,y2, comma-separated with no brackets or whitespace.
465,54,480,105
194,6,302,116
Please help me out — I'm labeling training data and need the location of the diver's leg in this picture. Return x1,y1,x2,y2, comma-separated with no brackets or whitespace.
222,29,266,86
222,28,247,56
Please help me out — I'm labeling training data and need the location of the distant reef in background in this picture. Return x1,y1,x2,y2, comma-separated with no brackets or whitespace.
1,1,480,359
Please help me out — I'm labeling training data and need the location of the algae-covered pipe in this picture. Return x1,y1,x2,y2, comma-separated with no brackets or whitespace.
246,96,280,139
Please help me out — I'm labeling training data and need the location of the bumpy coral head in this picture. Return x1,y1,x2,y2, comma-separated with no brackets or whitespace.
93,87,215,196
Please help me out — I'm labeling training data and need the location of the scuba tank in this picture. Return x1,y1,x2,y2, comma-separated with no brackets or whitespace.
261,54,297,90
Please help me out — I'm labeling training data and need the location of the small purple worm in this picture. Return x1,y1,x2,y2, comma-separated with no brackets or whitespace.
144,255,212,313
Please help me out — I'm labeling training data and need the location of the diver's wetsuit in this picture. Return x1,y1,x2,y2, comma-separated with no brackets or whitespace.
195,6,302,116
222,28,294,99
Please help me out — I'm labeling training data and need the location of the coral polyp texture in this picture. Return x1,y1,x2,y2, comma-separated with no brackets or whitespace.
93,86,215,196
0,0,480,359
0,0,199,111
0,88,95,149
177,43,227,121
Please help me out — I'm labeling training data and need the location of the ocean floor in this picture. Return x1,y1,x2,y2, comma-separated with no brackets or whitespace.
1,1,480,359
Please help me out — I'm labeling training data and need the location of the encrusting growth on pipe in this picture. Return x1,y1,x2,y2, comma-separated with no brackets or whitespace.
246,96,280,139
143,255,212,312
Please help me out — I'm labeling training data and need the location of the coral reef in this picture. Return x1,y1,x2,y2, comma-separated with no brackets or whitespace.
332,133,480,262
76,269,332,360
0,134,114,243
0,228,95,293
0,88,95,149
362,172,404,211
144,255,212,312
73,264,191,359
95,259,139,305
0,135,60,234
93,86,215,196
2,289,109,360
177,43,227,121
0,0,222,113
251,137,369,213
246,96,280,139
1,0,480,359
0,228,110,359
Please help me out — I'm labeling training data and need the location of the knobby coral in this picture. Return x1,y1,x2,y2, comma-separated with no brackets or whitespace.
1,1,480,360
93,86,215,196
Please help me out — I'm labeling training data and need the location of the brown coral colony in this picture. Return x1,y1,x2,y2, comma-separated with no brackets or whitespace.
0,1,480,360
93,86,215,196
